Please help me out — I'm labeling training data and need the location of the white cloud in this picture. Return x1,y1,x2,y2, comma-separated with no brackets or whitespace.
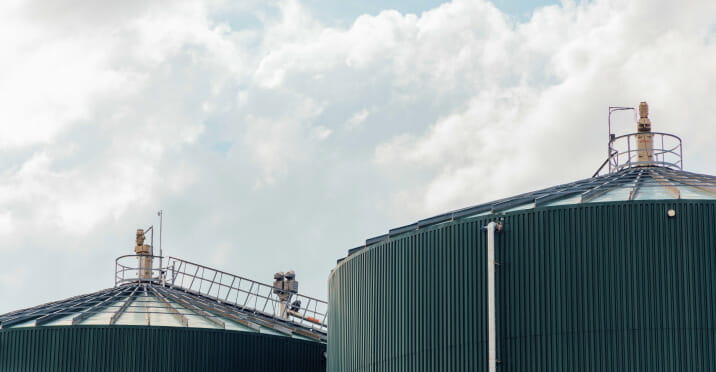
345,109,370,130
313,126,333,140
0,210,12,236
242,97,325,186
369,0,716,217
2,0,716,314
0,0,226,240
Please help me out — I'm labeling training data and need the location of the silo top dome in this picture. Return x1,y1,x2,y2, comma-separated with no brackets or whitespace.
339,102,716,261
0,256,327,343
338,166,716,263
386,166,714,234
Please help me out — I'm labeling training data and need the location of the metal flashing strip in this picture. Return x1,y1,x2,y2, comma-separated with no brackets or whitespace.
581,170,633,203
665,172,716,195
149,286,189,327
167,288,263,332
270,324,293,336
154,287,226,329
347,246,365,256
0,291,98,323
628,168,646,200
416,214,451,228
534,176,617,207
488,176,600,211
491,198,532,213
171,287,304,338
158,287,254,327
651,171,682,199
365,234,388,245
35,286,126,327
658,168,716,189
388,223,418,236
164,256,327,334
0,290,118,329
164,287,274,331
110,285,140,325
72,287,132,325
157,286,326,342
451,205,492,219
0,295,80,322
534,190,580,207
142,286,151,326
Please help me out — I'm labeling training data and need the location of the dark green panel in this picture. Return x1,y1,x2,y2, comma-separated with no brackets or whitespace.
0,326,325,372
497,201,716,371
329,219,489,371
328,200,716,371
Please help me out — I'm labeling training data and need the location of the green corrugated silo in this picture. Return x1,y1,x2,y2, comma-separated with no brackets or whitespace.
0,233,327,372
328,103,716,371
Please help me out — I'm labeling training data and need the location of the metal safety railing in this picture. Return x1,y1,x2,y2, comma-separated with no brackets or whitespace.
164,257,327,334
114,254,327,335
594,132,683,176
115,255,165,286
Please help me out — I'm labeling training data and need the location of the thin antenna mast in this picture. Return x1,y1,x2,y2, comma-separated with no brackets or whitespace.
158,210,164,275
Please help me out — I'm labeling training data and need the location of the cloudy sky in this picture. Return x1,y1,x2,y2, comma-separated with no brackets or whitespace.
1,0,715,314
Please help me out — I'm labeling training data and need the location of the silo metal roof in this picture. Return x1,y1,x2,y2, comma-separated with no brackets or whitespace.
0,284,323,341
0,257,328,343
342,166,716,261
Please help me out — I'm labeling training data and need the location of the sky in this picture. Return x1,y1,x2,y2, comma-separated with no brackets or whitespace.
1,0,716,314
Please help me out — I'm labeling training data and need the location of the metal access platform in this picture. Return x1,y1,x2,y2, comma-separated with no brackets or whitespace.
594,103,683,177
115,255,328,341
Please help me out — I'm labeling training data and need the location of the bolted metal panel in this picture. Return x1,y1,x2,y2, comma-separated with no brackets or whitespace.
0,326,326,372
328,200,716,371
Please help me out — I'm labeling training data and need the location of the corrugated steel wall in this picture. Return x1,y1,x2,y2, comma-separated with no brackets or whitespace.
328,200,716,371
329,215,489,371
0,326,326,372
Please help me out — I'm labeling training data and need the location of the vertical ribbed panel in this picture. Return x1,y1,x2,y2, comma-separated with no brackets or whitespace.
499,201,716,371
0,326,325,372
328,200,716,371
329,220,489,371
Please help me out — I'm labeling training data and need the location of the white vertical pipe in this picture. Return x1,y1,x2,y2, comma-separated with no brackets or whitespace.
486,221,497,372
